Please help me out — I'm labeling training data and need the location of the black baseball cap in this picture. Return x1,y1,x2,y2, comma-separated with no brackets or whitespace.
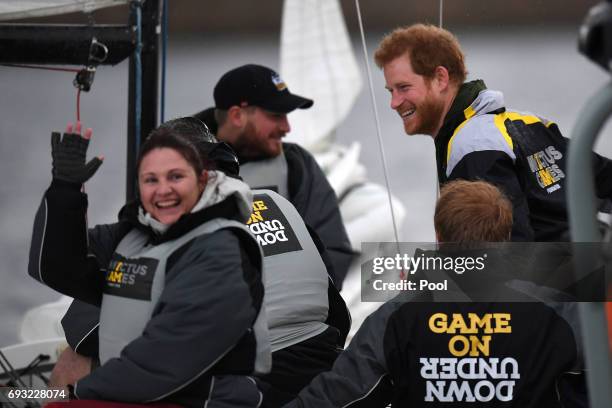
214,64,313,113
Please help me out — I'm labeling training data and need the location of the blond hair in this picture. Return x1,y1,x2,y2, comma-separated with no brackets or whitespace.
435,180,513,242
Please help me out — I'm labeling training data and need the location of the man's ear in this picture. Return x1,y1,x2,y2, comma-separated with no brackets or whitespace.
227,106,246,128
433,66,450,92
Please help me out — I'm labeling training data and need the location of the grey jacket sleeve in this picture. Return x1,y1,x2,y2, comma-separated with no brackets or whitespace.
74,229,264,403
285,303,399,408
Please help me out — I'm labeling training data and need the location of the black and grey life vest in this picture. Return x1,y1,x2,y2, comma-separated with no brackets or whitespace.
241,150,289,199
249,189,331,351
98,218,269,373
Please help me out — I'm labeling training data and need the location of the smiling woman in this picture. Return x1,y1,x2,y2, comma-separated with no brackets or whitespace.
26,117,270,407
139,147,205,225
135,122,213,227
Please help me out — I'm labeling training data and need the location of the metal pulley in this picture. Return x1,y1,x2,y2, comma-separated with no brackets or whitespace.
73,37,109,91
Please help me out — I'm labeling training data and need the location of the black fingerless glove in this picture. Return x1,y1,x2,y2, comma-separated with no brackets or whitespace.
51,132,103,184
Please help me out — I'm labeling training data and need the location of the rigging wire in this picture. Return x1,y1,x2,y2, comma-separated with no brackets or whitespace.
0,64,79,74
132,0,144,156
353,0,403,258
160,0,168,123
0,63,84,122
76,88,82,121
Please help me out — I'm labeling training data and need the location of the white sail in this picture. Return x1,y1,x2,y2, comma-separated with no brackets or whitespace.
20,296,71,342
280,0,407,342
0,0,127,21
280,0,362,152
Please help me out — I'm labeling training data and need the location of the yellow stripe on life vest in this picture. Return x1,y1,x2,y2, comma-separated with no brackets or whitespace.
493,111,550,150
464,105,476,120
504,112,541,125
493,114,514,151
446,110,550,166
507,111,556,128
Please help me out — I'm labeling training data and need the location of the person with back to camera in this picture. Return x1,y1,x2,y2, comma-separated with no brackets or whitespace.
28,117,270,407
283,180,583,408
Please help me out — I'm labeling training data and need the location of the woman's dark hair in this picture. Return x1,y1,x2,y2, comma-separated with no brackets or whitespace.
136,117,218,175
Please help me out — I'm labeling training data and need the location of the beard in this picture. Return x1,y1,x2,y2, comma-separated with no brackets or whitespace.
404,92,446,136
231,121,283,161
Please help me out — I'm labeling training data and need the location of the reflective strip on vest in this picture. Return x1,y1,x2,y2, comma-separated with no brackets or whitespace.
98,219,263,364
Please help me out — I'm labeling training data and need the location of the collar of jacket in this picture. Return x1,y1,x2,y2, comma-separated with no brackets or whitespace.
118,196,243,245
434,80,487,180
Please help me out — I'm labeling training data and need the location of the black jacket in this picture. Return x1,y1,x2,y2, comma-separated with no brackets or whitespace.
435,80,612,241
285,250,582,407
28,179,266,407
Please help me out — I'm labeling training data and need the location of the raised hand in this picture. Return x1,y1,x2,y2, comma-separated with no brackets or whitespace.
51,121,104,184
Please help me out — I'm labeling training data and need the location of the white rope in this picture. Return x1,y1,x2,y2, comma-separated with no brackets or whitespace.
439,0,444,28
353,0,402,246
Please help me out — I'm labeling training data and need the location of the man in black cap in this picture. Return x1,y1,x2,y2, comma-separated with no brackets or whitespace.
195,64,354,287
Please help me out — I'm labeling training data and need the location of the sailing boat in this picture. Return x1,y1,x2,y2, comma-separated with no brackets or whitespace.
3,0,599,404
0,0,408,386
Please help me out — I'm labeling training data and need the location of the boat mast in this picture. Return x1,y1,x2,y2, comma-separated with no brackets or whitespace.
126,0,162,201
